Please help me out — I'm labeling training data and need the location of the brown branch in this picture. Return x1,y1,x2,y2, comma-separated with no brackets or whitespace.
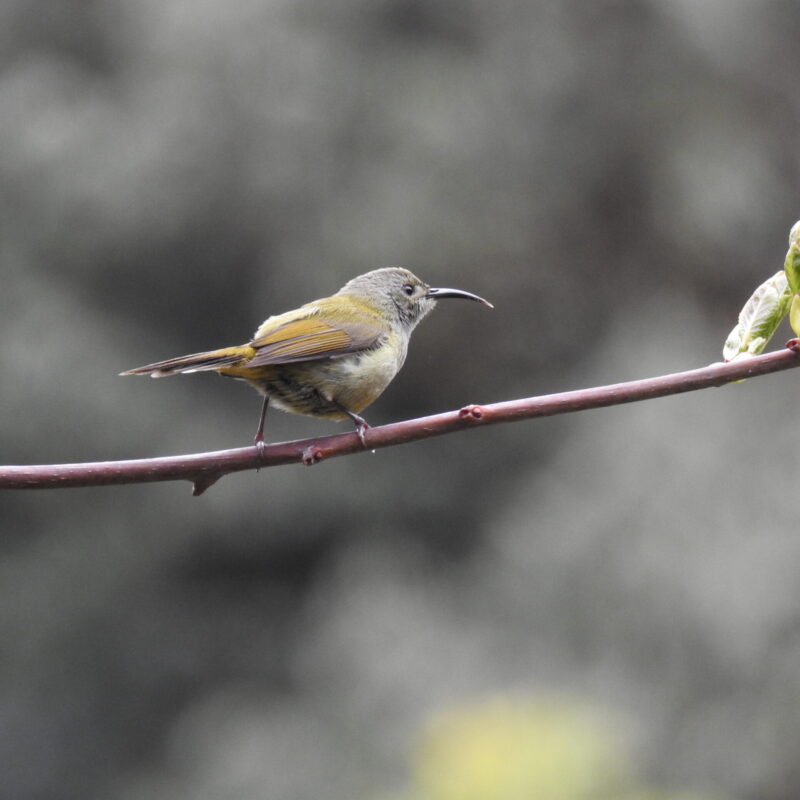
3,341,800,496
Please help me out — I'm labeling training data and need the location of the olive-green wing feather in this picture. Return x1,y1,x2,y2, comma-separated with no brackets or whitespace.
246,317,383,367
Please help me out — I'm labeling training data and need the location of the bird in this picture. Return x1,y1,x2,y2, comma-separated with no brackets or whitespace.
121,267,492,447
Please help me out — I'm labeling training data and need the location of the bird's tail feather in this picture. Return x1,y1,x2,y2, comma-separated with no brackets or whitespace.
120,345,254,377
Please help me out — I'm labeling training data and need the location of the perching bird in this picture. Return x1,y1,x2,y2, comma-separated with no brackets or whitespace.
121,267,492,446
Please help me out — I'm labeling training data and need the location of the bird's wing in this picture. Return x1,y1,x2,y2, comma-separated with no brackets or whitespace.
246,316,384,367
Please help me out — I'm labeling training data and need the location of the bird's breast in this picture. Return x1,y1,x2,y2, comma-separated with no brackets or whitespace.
321,334,407,413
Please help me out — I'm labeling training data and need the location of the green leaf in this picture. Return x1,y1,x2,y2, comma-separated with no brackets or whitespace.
723,271,792,361
785,220,800,293
790,294,800,338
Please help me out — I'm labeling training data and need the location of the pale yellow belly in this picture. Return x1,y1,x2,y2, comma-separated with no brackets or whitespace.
230,339,408,421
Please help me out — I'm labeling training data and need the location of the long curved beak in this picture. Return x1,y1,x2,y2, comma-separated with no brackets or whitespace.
426,286,493,308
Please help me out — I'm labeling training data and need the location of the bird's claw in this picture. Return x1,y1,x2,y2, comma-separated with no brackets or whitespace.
355,421,370,448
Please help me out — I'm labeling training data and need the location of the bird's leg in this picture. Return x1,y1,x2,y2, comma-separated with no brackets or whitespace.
254,395,270,450
336,404,370,448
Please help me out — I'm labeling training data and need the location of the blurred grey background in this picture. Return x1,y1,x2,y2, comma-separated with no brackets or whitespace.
3,1,800,798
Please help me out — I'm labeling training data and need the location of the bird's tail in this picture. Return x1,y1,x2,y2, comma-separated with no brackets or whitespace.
120,345,255,377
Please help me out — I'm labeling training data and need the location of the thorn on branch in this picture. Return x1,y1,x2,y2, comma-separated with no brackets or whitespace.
192,473,223,496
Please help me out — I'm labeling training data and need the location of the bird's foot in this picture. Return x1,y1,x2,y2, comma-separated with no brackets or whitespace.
338,405,370,449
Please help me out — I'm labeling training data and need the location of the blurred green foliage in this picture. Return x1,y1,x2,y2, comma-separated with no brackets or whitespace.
376,695,733,800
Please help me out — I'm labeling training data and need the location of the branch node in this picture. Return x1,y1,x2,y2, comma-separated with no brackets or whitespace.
302,445,324,466
786,338,800,354
458,404,485,421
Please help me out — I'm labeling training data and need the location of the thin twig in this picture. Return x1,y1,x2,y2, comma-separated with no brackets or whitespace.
3,341,800,495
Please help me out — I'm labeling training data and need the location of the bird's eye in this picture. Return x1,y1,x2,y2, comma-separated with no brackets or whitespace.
402,283,414,296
